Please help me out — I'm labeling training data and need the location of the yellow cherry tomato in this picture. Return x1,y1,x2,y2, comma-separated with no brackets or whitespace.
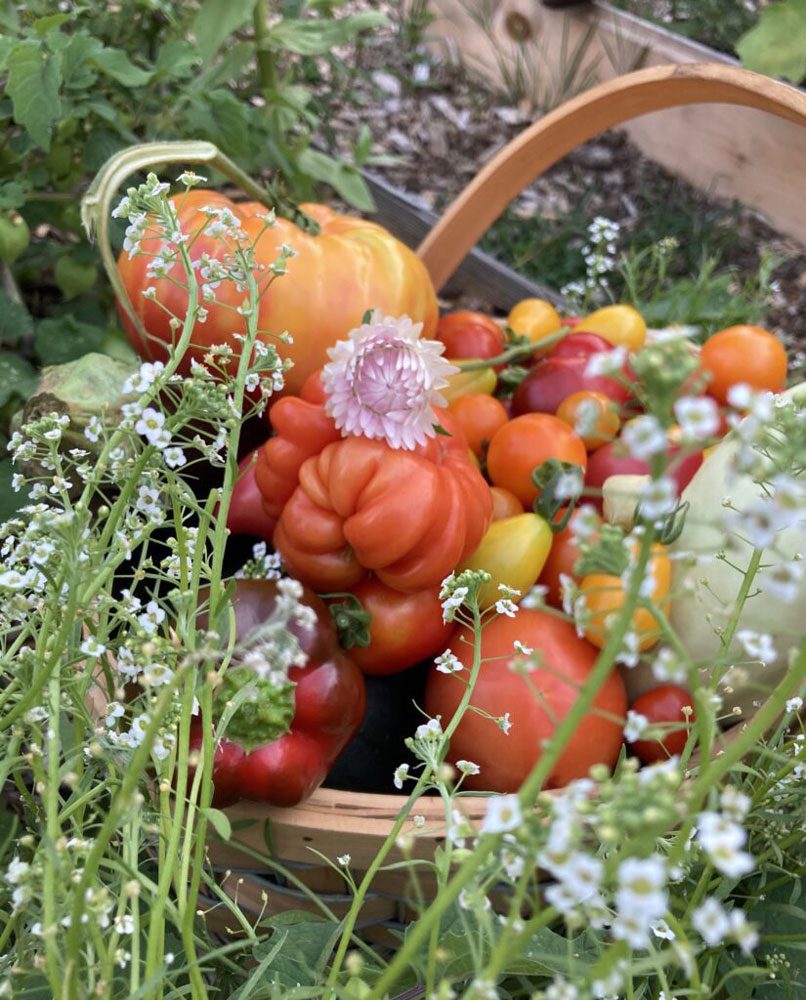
507,298,563,350
441,362,497,403
579,542,671,651
459,513,553,609
579,304,647,352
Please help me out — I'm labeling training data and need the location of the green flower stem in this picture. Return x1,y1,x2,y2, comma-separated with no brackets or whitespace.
456,326,570,371
720,547,763,653
326,599,487,993
43,666,65,990
253,0,278,93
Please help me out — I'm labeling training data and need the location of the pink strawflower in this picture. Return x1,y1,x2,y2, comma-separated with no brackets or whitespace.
321,312,458,450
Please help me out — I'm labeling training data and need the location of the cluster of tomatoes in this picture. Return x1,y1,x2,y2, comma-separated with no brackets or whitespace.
347,303,788,790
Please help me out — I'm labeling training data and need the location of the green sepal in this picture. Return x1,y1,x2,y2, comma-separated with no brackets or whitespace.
327,594,372,650
575,523,630,577
217,668,296,752
532,459,583,532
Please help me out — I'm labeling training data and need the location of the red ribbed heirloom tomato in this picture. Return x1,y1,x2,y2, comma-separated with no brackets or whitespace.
118,194,438,396
274,413,493,593
425,609,626,792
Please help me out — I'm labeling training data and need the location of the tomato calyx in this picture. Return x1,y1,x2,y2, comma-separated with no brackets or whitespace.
532,458,584,533
216,668,296,753
575,523,630,577
650,499,690,545
325,592,373,650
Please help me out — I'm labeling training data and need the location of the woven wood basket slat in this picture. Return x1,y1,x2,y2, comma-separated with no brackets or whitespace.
209,63,806,932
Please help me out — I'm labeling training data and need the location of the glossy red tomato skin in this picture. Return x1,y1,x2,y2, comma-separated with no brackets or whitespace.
425,610,627,792
584,442,703,512
547,332,614,361
513,357,630,416
335,578,452,676
629,685,695,764
227,451,278,540
436,318,506,364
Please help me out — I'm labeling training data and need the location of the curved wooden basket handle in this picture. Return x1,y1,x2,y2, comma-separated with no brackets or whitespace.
418,63,806,292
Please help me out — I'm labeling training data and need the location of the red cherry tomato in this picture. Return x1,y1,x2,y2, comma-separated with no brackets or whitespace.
425,610,627,791
513,356,630,417
538,508,600,608
487,413,588,507
335,578,452,676
547,332,614,361
629,685,695,764
584,441,703,513
437,311,505,364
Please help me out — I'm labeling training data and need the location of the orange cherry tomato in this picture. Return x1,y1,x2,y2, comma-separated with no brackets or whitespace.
447,393,509,457
486,413,587,508
556,390,621,450
700,324,787,405
507,298,563,350
579,543,671,652
538,508,601,608
491,486,524,520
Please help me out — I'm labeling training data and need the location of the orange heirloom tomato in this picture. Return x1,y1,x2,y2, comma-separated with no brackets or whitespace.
490,486,524,520
447,393,509,457
486,413,587,507
118,194,438,396
507,298,563,349
700,324,787,405
274,412,493,593
577,304,646,352
580,543,671,651
425,610,627,792
556,390,621,450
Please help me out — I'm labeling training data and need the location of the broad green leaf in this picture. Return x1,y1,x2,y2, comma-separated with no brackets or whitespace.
34,316,105,365
91,46,152,87
0,181,25,211
154,39,199,80
736,0,806,84
192,0,255,63
298,148,375,212
60,32,102,90
251,913,340,988
265,12,388,55
6,40,63,150
0,352,37,407
0,290,33,346
34,12,73,36
202,807,232,842
195,40,254,89
0,36,14,70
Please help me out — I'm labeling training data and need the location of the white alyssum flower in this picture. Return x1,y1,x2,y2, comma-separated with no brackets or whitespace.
652,647,688,684
434,650,463,674
80,636,106,657
138,601,166,636
456,759,480,776
736,629,777,664
674,395,720,441
613,855,668,948
584,346,627,378
637,475,678,521
761,560,803,603
624,710,649,742
481,794,523,834
692,896,731,947
622,415,667,461
393,763,409,790
696,810,755,877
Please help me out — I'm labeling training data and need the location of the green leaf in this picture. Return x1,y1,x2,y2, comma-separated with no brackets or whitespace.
298,148,375,212
0,36,15,71
34,12,73,36
0,182,25,211
91,46,152,87
264,12,387,55
192,0,256,63
0,353,37,407
153,39,199,80
60,32,101,90
6,40,63,151
251,913,340,988
34,316,106,365
203,807,232,842
0,290,33,347
736,0,806,84
0,457,25,522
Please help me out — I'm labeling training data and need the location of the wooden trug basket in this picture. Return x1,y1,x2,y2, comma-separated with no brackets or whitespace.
204,64,806,940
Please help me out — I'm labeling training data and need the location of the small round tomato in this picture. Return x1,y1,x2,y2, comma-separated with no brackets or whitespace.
556,390,621,450
580,543,671,652
538,508,600,608
336,578,451,676
459,512,553,608
425,610,627,791
700,324,787,405
490,486,524,520
448,393,509,457
548,332,613,361
513,356,631,417
507,298,563,349
629,685,695,764
437,311,505,363
487,414,588,507
576,304,647,352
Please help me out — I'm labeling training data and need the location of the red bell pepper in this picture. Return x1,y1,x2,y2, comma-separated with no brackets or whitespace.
190,578,365,807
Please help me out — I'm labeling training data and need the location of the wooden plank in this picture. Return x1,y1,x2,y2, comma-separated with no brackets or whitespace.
362,168,566,309
424,0,806,245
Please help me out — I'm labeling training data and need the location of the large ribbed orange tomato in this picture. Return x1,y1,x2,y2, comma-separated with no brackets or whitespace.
117,193,438,396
